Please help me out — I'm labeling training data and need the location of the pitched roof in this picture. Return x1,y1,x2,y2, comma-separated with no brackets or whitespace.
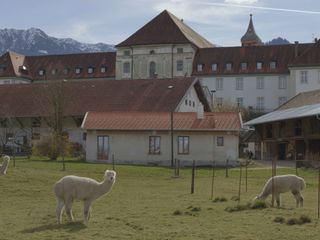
289,40,320,67
0,78,209,118
116,10,214,48
0,51,116,81
241,14,262,46
82,111,241,131
192,43,312,76
277,89,320,110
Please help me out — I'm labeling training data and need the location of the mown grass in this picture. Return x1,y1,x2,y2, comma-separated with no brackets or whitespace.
0,158,320,240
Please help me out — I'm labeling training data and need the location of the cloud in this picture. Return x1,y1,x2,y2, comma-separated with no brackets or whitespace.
225,0,258,4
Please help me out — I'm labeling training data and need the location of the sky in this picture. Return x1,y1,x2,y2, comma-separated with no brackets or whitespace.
1,0,320,46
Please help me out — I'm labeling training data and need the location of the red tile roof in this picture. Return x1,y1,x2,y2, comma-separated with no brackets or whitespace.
289,40,320,67
0,78,209,118
116,10,213,48
82,111,241,131
0,51,116,81
192,43,312,76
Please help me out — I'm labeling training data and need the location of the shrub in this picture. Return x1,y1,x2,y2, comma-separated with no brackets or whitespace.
173,210,182,216
298,215,311,224
231,196,240,201
286,218,299,225
250,201,267,209
191,207,201,212
213,197,227,203
274,216,285,223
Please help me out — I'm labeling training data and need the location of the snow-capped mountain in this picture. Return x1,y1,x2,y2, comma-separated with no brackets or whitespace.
0,28,115,55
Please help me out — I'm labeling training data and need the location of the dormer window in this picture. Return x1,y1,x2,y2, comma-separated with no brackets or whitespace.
149,50,155,55
197,64,203,72
100,66,107,73
211,63,217,71
75,67,82,74
241,62,247,70
270,61,277,70
63,68,69,75
225,63,232,71
177,48,183,53
51,69,57,75
256,62,263,70
124,50,131,56
88,67,94,74
38,69,45,76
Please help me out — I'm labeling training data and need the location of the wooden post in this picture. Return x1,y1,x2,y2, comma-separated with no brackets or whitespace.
112,153,115,171
210,160,215,200
170,111,174,167
238,164,242,204
191,160,195,194
225,158,229,178
177,159,180,177
271,155,276,207
245,159,248,192
318,167,320,219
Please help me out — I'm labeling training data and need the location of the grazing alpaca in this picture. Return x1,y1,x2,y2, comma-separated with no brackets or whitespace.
255,174,305,207
54,170,116,224
0,155,10,175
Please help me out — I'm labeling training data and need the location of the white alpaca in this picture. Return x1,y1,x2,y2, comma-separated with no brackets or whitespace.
255,174,305,207
0,155,10,175
54,170,116,224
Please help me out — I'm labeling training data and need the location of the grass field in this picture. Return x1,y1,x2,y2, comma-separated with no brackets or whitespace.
0,158,320,240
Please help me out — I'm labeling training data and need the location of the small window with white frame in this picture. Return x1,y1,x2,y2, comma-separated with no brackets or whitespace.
51,69,57,75
256,62,263,70
257,97,264,111
123,62,131,74
278,96,287,106
75,67,82,74
236,77,243,90
300,70,308,84
38,69,45,76
236,97,243,108
256,77,264,89
176,60,183,71
240,62,247,70
124,50,131,56
197,64,203,72
216,77,223,90
225,62,232,71
100,66,107,73
270,61,277,70
149,136,161,154
217,136,224,146
178,136,189,154
211,63,217,71
278,76,287,89
87,67,94,74
63,68,69,75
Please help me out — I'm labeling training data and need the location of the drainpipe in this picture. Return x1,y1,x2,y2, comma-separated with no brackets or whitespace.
294,41,299,58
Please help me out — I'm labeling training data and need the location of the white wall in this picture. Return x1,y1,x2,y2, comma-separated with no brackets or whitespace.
0,77,31,84
85,130,239,166
200,74,290,111
290,67,320,95
176,86,203,112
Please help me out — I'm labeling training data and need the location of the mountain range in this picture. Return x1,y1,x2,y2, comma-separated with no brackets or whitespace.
0,28,115,56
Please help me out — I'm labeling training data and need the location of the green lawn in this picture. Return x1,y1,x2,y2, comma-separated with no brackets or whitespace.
0,158,320,240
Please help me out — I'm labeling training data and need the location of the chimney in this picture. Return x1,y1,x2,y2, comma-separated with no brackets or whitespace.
197,104,204,119
294,41,299,58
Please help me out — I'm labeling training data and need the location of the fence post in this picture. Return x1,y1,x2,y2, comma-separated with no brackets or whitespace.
191,160,195,194
225,158,229,178
210,160,215,200
318,167,320,219
238,164,242,204
112,153,115,171
245,159,248,192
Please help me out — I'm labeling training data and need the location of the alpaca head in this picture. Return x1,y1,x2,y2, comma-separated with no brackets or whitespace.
104,170,116,183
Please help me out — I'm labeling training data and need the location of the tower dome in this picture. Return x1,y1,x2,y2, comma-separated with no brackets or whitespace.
241,14,263,47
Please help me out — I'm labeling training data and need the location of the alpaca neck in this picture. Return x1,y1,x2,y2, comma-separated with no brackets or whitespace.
97,179,114,196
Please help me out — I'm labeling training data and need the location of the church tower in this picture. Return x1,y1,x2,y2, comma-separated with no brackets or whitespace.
241,14,263,47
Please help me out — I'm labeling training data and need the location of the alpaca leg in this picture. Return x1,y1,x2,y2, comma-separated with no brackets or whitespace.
295,192,304,207
65,200,74,221
275,194,281,207
56,199,65,224
83,200,92,224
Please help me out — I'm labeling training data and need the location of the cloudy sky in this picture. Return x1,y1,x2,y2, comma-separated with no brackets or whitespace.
1,0,319,46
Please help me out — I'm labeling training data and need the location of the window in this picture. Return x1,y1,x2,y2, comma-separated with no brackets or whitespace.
149,50,155,55
87,67,94,74
63,68,69,75
82,132,87,141
236,97,243,108
149,61,156,77
4,80,10,84
192,101,195,107
178,136,189,154
256,97,264,111
256,77,264,89
216,77,223,90
0,64,6,73
197,64,203,72
217,136,224,146
256,62,263,70
211,63,217,71
124,50,131,56
278,76,287,89
225,63,232,71
75,67,82,74
149,136,161,154
176,60,183,71
236,77,243,90
31,117,41,128
51,69,57,75
278,96,287,106
270,61,277,69
189,100,191,106
100,66,107,73
123,62,130,74
300,71,308,84
97,136,109,160
216,97,223,107
38,69,45,76
177,48,183,53
294,120,302,136
240,62,247,70
185,99,188,105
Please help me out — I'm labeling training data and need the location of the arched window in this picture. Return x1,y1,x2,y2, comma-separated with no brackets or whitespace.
149,61,156,77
